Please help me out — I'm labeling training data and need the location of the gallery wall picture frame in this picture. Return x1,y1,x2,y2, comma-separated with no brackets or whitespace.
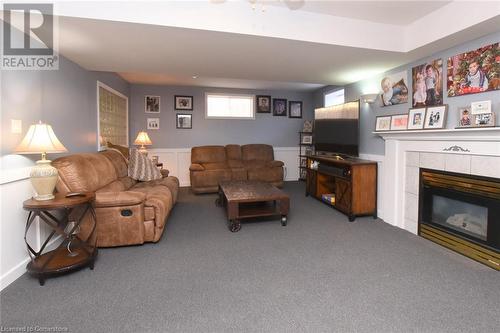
473,112,495,127
375,116,391,131
411,59,443,107
256,95,271,113
380,71,409,107
273,98,287,116
145,95,160,113
147,118,160,130
407,108,426,130
390,114,409,131
424,105,448,129
289,101,303,118
301,134,313,144
176,113,192,129
457,107,473,128
174,95,193,110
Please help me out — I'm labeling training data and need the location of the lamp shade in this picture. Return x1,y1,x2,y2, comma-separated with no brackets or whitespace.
15,121,67,154
134,131,152,146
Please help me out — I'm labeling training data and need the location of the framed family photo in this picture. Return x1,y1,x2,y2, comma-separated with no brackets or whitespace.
256,95,271,113
175,95,193,110
457,107,472,127
145,95,160,113
147,118,160,130
407,108,426,130
375,116,391,131
273,98,287,116
289,101,303,118
390,114,409,131
424,105,447,129
380,71,409,107
412,58,443,107
176,114,192,129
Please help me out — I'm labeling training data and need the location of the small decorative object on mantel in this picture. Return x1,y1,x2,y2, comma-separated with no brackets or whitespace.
457,107,472,128
375,116,391,131
474,112,495,127
407,107,426,130
390,114,409,131
302,120,313,132
471,100,492,114
175,95,193,110
256,95,271,113
457,101,496,128
423,105,447,129
145,95,160,113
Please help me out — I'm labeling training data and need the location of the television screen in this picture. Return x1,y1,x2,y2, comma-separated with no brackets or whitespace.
314,101,359,156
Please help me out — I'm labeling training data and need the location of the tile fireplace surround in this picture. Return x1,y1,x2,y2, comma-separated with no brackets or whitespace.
376,128,500,235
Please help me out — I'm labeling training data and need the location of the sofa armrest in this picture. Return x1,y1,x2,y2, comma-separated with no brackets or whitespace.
94,191,146,208
160,169,170,178
189,163,205,171
267,160,284,168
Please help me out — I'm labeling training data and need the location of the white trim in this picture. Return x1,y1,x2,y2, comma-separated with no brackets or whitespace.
205,92,256,120
374,127,500,142
0,166,31,185
96,81,129,151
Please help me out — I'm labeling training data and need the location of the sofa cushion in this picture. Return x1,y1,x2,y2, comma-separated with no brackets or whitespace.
225,144,242,160
101,149,128,178
106,141,130,160
191,146,226,164
53,153,117,193
248,167,284,183
190,169,231,188
203,162,229,170
128,148,162,181
242,144,274,161
132,176,179,204
244,159,267,169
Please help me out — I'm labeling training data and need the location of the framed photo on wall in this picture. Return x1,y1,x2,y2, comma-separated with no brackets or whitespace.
424,105,447,129
375,116,391,131
256,95,271,113
301,135,312,144
289,101,303,118
407,108,426,130
175,95,193,110
390,114,409,131
145,95,160,113
176,114,192,129
457,107,472,127
411,59,443,107
273,98,287,116
147,118,160,130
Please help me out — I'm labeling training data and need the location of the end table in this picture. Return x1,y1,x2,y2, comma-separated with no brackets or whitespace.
23,192,97,285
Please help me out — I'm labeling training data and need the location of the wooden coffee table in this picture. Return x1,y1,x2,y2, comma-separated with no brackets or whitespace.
216,180,290,232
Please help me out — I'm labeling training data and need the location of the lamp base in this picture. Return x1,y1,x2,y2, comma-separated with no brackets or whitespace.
30,159,58,201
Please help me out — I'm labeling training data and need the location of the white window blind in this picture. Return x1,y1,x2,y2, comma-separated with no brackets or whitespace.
206,94,255,119
98,82,128,149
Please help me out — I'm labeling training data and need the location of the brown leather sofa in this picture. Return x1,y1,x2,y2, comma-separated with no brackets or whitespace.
52,150,179,247
189,144,284,194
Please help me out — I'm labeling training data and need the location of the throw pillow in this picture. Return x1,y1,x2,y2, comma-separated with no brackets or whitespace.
128,148,162,181
106,141,130,160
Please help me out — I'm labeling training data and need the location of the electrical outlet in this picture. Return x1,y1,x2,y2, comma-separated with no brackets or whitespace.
11,119,22,134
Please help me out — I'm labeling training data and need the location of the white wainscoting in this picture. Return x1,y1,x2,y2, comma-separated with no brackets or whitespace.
149,146,301,187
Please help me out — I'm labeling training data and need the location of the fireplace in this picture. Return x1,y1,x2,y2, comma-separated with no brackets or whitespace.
419,169,500,270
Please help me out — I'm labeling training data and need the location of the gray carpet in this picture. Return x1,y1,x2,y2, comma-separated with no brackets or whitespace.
1,182,499,333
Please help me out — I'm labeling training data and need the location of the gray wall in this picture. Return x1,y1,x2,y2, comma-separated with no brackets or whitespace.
1,54,130,169
344,31,500,155
129,85,314,148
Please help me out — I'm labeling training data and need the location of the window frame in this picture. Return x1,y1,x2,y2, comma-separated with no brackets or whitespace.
324,88,345,107
205,92,256,120
96,81,129,151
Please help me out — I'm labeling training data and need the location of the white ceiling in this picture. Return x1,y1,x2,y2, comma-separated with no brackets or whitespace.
3,1,499,91
265,0,451,25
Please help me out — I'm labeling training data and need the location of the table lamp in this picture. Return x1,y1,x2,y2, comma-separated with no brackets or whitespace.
15,121,68,201
134,131,152,154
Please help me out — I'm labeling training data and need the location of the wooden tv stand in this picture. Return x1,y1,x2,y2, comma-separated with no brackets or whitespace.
305,155,377,221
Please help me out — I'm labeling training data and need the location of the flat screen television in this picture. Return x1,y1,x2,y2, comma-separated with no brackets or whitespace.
314,100,359,157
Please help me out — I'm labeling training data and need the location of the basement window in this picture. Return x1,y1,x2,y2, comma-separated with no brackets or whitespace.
205,93,255,119
324,89,345,107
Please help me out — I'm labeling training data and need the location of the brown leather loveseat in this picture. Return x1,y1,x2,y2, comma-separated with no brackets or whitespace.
52,150,179,247
189,144,284,194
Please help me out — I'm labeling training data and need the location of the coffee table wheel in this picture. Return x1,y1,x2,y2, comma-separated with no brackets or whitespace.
38,277,45,286
215,198,222,207
229,220,241,233
348,214,356,222
281,215,288,226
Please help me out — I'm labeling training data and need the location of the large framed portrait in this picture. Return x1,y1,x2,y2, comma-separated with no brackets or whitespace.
424,105,447,129
407,108,426,130
176,114,192,129
273,98,287,116
288,101,302,118
174,95,193,110
380,71,409,106
412,59,443,107
447,42,500,97
145,95,160,113
256,95,271,113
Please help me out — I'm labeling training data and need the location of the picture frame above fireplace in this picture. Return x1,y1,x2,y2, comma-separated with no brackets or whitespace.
424,105,448,129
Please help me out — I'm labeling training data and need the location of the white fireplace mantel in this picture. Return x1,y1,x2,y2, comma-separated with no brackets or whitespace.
373,127,500,234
